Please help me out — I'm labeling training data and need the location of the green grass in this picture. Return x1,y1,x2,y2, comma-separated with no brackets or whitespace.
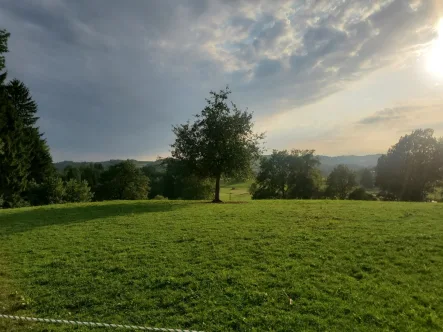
220,181,252,201
1,200,443,331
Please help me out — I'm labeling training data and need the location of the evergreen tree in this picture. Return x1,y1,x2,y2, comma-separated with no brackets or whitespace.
6,79,39,126
0,30,53,207
0,96,31,207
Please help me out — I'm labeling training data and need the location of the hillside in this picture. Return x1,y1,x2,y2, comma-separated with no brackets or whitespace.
318,154,382,175
1,200,442,331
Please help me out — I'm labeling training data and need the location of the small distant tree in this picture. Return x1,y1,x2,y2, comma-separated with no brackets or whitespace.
171,87,264,202
375,129,443,201
360,168,374,189
96,160,149,200
64,179,93,203
253,149,322,199
286,150,323,199
325,165,357,199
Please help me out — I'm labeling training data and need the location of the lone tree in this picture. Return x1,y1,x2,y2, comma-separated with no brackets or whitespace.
171,87,264,202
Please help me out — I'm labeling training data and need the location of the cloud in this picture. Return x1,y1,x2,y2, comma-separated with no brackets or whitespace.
357,106,415,125
0,0,440,160
288,100,443,155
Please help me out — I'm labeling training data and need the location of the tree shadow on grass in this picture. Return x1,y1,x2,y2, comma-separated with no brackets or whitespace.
0,201,186,236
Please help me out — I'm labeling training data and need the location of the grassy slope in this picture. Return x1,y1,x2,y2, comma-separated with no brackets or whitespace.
1,201,443,331
219,181,252,202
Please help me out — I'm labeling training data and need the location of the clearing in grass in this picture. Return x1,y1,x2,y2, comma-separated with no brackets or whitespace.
1,200,442,331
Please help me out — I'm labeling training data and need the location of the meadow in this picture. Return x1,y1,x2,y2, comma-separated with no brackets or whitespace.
1,200,443,331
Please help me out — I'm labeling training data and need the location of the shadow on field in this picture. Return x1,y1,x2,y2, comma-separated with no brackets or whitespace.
0,201,185,235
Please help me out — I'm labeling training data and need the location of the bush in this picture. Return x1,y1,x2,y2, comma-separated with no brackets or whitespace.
348,187,376,201
45,176,66,204
64,179,93,203
26,178,93,206
152,195,168,200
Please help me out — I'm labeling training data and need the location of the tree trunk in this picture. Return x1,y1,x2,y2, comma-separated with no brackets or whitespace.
213,174,222,203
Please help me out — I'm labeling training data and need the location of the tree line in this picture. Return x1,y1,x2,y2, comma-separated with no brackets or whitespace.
1,29,443,208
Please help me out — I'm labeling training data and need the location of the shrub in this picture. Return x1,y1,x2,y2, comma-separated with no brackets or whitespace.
152,195,168,200
64,179,93,203
349,187,376,201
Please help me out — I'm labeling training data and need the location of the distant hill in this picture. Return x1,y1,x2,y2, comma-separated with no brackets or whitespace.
54,154,382,175
53,159,157,172
317,154,382,175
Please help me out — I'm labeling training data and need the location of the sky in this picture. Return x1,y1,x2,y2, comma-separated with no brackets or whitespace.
1,0,443,162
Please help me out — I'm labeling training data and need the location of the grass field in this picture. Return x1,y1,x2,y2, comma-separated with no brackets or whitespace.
219,181,252,201
1,200,443,331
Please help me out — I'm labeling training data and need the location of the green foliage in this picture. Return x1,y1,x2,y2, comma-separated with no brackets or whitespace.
152,194,168,200
249,182,258,196
6,79,39,126
376,129,443,202
27,177,93,205
44,176,66,204
64,179,93,203
79,163,104,193
142,164,165,199
62,165,82,182
0,32,53,208
253,149,322,199
348,187,376,201
359,168,374,189
28,128,54,183
0,95,31,208
96,160,149,200
325,164,357,199
1,200,443,331
171,86,264,202
162,158,213,200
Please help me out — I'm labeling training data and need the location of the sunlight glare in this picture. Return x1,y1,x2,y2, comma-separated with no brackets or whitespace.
426,19,443,78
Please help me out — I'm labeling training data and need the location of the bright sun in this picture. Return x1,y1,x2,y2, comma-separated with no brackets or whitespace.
426,19,443,78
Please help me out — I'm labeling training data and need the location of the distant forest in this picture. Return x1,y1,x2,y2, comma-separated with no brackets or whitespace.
54,154,383,176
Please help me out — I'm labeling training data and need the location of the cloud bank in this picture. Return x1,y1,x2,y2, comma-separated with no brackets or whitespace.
0,0,440,160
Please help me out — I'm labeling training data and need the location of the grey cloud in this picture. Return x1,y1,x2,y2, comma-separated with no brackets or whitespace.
357,106,416,125
254,59,282,78
0,0,438,161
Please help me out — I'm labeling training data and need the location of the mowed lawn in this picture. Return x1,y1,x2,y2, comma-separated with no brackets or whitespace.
1,201,443,331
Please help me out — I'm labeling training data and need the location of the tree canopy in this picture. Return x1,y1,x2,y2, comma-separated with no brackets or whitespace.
171,87,264,202
96,160,149,200
375,129,443,201
325,165,357,199
252,149,323,199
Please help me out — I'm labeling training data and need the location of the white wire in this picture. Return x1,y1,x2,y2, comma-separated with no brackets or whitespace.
0,314,204,332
